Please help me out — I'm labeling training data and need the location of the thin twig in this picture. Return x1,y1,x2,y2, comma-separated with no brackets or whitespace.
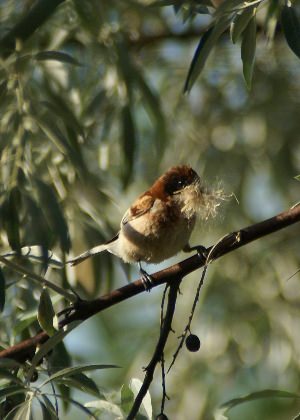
127,278,181,420
160,284,170,415
160,351,169,415
168,265,208,373
0,256,76,302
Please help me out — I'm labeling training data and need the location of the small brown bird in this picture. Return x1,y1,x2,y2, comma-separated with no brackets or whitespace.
68,165,217,288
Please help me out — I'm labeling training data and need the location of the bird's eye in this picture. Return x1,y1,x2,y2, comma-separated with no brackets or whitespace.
166,178,188,195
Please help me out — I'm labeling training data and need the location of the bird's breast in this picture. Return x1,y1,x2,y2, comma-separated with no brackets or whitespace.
117,201,196,263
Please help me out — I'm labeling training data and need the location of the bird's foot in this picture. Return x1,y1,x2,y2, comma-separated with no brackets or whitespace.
139,267,153,292
57,286,85,318
186,245,208,264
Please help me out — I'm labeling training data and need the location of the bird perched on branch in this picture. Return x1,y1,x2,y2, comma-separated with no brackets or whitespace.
68,165,223,288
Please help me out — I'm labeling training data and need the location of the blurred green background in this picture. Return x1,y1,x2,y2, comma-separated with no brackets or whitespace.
0,0,299,419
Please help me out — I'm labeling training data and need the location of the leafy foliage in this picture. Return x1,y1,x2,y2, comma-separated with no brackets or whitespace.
0,0,299,419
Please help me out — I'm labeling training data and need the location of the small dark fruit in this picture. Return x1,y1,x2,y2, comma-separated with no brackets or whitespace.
185,334,201,352
30,369,38,382
156,414,169,420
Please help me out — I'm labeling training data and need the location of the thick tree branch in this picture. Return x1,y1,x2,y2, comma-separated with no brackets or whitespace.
0,204,299,362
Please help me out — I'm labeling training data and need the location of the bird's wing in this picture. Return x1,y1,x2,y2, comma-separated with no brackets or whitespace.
121,194,156,225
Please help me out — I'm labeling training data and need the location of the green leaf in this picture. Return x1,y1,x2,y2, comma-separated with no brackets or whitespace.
295,174,300,181
281,5,300,59
85,399,123,417
35,113,86,175
0,385,25,403
241,14,256,89
8,399,32,420
13,311,37,335
40,364,118,388
184,15,232,92
2,187,22,252
149,0,182,6
48,341,71,372
26,321,81,383
38,287,56,336
40,94,85,142
215,0,248,16
0,266,5,312
134,70,166,154
0,358,22,370
44,393,97,419
231,7,255,44
55,373,101,397
129,377,152,419
121,104,136,188
214,389,300,420
39,399,58,420
0,368,23,384
121,384,134,415
35,179,71,253
3,246,64,269
40,395,59,420
35,51,81,66
23,195,51,256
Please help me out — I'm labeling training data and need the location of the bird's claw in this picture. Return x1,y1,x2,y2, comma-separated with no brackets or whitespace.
140,269,153,292
188,245,208,264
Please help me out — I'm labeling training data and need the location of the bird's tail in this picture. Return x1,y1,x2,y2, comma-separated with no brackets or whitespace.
67,244,109,266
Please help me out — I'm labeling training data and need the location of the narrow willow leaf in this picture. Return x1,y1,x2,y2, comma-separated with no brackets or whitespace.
38,287,56,336
85,399,123,417
41,395,59,420
35,179,71,253
0,267,5,312
0,80,7,101
10,399,32,420
215,0,247,16
26,321,80,383
40,364,118,387
281,5,300,59
0,358,22,369
4,187,21,252
121,384,134,415
13,311,37,335
231,7,255,44
121,104,136,187
55,373,101,397
39,399,58,420
36,115,70,154
40,98,85,141
295,174,300,181
35,51,81,66
0,369,23,384
35,114,86,174
215,389,300,419
130,378,152,419
241,15,256,89
44,393,97,419
2,246,64,268
0,384,25,402
184,15,232,92
134,70,166,153
149,0,181,6
49,341,71,372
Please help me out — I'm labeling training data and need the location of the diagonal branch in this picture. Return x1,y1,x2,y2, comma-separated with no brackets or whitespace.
0,204,299,362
